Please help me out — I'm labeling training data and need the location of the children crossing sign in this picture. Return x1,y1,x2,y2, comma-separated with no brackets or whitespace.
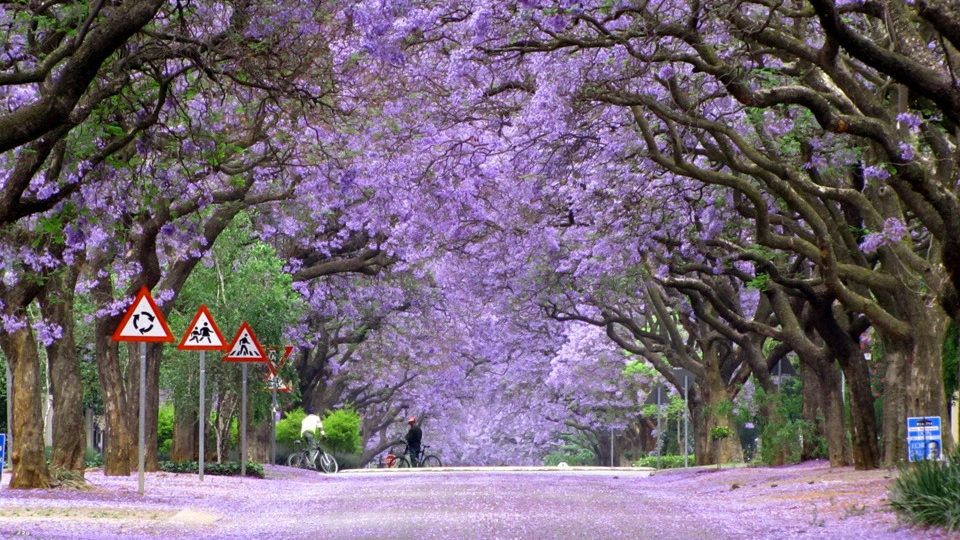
178,305,227,351
224,322,268,362
111,286,174,343
907,416,942,462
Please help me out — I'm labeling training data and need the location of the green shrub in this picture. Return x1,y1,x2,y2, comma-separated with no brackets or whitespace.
323,408,362,454
633,455,695,469
276,408,307,446
543,448,596,466
84,447,103,468
890,452,960,531
158,460,265,478
158,403,174,458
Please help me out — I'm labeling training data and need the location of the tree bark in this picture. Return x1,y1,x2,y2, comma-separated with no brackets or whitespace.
818,360,851,466
38,267,86,474
800,361,825,461
809,300,880,469
143,346,162,471
692,352,743,465
171,402,198,462
0,327,51,488
93,277,133,476
881,338,907,466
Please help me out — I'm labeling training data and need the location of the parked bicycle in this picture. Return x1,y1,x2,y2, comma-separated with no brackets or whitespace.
390,444,442,468
287,438,338,473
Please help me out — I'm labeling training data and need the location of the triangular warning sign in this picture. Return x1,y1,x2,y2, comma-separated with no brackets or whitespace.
112,286,174,343
178,305,228,351
265,345,293,376
223,322,268,362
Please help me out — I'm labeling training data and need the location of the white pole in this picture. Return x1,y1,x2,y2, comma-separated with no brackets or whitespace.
138,342,146,495
271,386,277,465
241,364,247,477
199,351,205,481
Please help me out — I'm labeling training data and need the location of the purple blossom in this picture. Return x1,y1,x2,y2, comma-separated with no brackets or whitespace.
899,142,915,160
896,112,921,131
862,165,890,183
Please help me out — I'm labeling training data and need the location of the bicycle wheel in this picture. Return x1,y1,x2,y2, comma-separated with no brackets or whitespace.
422,455,442,468
287,452,305,469
319,452,339,474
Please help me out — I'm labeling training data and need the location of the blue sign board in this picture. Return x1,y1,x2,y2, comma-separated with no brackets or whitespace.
907,416,942,462
0,433,5,478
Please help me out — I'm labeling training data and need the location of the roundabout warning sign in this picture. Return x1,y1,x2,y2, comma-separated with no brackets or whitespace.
111,286,174,343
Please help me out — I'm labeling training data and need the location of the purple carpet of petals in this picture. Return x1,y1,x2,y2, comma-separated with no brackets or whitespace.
0,461,948,539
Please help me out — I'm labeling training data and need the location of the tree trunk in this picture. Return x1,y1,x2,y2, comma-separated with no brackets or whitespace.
817,360,851,466
143,346,161,471
39,268,86,474
94,320,133,475
881,338,907,466
0,326,51,488
171,401,198,462
692,361,743,465
836,349,880,469
905,315,950,449
800,361,824,461
808,297,879,469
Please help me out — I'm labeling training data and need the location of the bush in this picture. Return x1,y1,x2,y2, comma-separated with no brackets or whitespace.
158,403,174,459
633,455,695,469
544,448,595,466
158,461,265,478
323,408,362,454
890,453,960,531
84,447,103,468
276,408,307,446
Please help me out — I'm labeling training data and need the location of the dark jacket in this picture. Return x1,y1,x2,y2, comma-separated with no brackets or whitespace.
405,425,422,450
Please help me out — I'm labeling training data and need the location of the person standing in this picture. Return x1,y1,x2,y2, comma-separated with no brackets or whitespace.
301,408,324,452
405,416,422,464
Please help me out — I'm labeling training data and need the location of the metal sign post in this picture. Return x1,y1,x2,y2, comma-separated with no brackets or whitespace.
223,322,269,478
138,342,146,495
270,383,277,465
177,305,227,482
265,346,291,466
241,363,247,477
111,286,174,496
199,351,206,481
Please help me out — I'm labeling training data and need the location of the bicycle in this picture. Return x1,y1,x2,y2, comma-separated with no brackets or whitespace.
287,438,339,473
392,444,442,468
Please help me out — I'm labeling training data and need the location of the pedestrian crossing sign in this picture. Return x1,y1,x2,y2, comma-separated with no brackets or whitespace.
223,322,268,362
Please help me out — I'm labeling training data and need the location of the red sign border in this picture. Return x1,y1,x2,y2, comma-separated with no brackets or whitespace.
223,322,269,362
177,304,228,351
265,345,294,376
111,286,175,343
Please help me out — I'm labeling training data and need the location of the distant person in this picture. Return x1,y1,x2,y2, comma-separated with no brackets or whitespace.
405,416,422,464
300,408,324,449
